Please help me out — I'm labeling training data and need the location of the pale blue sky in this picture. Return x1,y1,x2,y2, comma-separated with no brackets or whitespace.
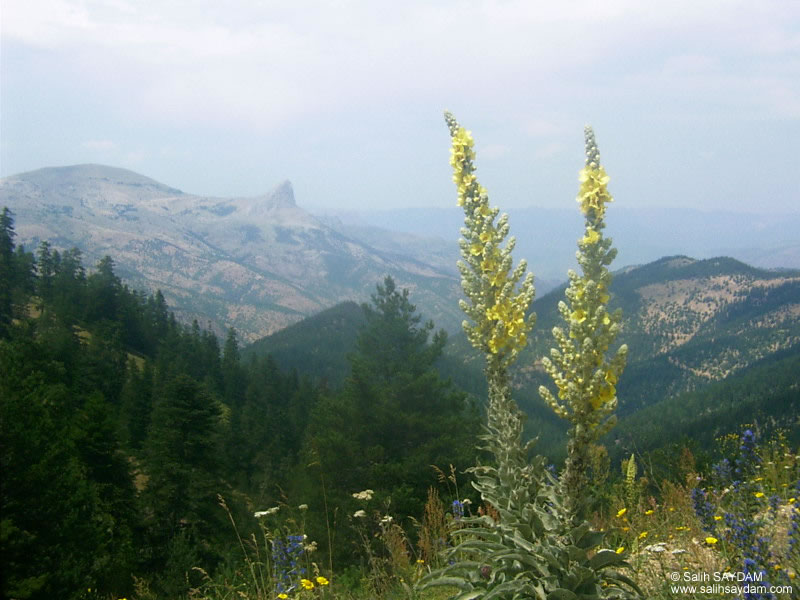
2,0,799,212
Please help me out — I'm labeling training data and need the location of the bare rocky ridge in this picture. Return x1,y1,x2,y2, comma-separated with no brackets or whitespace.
0,164,462,341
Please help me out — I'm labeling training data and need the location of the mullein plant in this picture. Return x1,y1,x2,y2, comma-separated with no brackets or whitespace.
539,127,628,522
418,114,641,599
445,111,535,407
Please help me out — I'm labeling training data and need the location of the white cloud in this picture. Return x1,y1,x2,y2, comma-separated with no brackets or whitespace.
5,0,798,131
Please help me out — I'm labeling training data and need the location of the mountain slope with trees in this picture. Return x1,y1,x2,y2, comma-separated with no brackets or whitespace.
0,165,464,341
0,208,479,599
246,253,800,458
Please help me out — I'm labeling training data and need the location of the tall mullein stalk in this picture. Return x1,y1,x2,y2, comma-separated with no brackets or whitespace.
445,111,535,437
539,127,627,521
419,117,642,600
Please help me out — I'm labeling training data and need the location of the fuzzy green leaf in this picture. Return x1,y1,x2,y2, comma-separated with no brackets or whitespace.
589,550,626,570
546,589,579,600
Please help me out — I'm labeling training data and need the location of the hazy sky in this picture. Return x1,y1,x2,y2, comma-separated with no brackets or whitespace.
2,0,799,212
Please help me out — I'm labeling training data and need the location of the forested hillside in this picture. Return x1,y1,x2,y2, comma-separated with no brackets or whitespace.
2,202,799,599
0,208,478,600
248,255,800,460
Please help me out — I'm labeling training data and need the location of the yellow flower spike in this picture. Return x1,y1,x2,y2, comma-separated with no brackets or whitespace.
755,492,765,499
616,508,627,518
714,515,723,521
616,546,625,554
278,594,289,599
316,576,330,586
538,126,626,519
644,509,654,515
638,531,648,539
447,111,535,367
705,537,718,545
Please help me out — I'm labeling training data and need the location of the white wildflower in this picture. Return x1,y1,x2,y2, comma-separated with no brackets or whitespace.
380,515,393,525
353,510,367,518
254,506,280,518
298,504,309,511
352,489,374,501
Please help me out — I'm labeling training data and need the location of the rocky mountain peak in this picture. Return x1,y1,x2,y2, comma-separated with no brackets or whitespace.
269,180,296,208
240,180,297,217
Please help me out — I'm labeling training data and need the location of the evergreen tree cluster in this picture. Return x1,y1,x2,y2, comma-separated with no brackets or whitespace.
0,208,479,599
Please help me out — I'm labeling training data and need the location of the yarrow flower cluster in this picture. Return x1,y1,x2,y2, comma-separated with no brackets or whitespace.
352,489,374,501
445,111,535,366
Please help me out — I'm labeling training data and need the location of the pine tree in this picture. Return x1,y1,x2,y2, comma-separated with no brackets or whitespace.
74,392,138,595
0,208,16,333
142,374,223,593
299,277,479,564
0,337,103,599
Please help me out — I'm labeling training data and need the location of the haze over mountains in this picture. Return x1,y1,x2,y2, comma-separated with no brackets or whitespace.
2,163,799,343
321,204,800,282
0,165,463,340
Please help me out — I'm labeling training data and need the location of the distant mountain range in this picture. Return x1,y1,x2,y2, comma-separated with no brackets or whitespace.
0,165,465,340
321,205,800,281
